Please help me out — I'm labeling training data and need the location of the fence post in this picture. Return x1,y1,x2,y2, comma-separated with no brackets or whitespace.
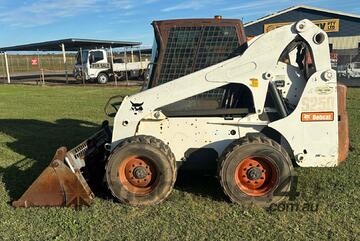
26,56,30,72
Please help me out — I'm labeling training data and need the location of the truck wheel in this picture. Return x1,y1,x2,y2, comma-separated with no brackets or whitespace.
97,73,109,84
106,135,176,206
218,134,293,207
140,70,149,81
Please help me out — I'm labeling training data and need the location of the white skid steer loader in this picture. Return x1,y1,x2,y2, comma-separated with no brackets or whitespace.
13,19,349,208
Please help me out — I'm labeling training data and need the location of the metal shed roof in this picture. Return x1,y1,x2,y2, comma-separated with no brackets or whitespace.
0,38,142,52
244,5,360,27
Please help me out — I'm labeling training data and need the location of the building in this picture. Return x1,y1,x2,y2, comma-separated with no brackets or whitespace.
244,5,360,79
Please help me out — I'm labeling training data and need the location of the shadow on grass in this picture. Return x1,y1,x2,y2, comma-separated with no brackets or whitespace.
0,118,101,202
175,170,227,202
0,118,226,204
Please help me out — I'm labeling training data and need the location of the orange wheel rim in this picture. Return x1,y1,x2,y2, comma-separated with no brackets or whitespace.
235,157,278,197
118,156,159,195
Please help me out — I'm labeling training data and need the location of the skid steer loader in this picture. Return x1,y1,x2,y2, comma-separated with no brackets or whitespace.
13,18,349,208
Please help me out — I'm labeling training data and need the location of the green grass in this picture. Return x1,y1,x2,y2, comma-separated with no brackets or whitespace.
0,85,359,240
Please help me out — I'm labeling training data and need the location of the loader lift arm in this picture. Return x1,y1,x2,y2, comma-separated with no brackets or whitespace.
112,19,331,145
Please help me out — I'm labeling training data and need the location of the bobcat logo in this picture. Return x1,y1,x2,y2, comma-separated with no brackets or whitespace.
130,101,144,114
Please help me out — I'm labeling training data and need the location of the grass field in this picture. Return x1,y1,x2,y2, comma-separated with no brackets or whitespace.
0,85,358,240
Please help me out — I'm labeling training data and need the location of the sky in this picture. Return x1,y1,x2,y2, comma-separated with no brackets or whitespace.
0,0,359,48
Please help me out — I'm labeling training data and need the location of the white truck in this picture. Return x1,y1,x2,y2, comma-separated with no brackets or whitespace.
336,65,347,77
346,62,360,79
73,49,150,84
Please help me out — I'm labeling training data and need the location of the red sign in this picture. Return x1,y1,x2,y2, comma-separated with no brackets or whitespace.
31,58,38,66
330,52,338,60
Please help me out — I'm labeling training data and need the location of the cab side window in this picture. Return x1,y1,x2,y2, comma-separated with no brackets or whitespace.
90,51,104,63
93,51,104,62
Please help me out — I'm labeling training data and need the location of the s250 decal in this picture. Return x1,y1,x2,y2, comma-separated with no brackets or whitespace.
301,96,335,112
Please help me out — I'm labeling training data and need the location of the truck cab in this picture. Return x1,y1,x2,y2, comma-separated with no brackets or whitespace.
74,49,111,84
346,62,360,79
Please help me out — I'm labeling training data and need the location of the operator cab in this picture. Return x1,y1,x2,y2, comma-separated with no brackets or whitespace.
143,18,253,118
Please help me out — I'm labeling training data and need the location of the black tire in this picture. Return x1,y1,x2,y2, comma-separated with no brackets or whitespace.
88,78,96,83
218,134,293,207
97,73,109,84
139,69,149,81
106,135,176,206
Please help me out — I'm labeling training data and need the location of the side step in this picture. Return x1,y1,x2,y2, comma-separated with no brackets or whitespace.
12,121,112,208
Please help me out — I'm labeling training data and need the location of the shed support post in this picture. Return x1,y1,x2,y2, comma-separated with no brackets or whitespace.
138,48,144,79
79,48,85,85
4,52,10,84
61,44,68,84
110,46,117,86
139,47,142,69
37,50,45,85
124,48,128,86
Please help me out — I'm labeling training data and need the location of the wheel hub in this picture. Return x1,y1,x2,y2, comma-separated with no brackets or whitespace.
235,157,278,197
133,166,148,179
246,167,262,180
118,155,159,195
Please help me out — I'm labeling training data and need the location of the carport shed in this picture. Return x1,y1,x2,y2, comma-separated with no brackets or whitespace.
0,38,141,84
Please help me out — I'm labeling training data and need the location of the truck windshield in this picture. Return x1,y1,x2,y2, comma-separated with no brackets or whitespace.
76,50,89,65
354,62,360,69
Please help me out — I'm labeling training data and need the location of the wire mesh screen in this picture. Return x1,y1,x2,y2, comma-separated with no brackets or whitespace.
159,26,242,111
149,19,248,113
158,26,240,85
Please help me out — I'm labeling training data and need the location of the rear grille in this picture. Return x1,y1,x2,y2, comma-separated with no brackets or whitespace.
73,142,88,159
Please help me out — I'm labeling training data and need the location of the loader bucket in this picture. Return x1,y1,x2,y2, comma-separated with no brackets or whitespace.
12,121,112,208
12,147,94,208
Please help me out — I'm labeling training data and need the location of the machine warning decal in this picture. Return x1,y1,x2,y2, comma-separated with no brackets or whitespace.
275,80,285,87
315,86,334,95
250,78,259,87
301,112,334,122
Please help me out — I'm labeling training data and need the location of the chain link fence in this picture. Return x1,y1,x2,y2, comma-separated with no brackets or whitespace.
0,54,76,75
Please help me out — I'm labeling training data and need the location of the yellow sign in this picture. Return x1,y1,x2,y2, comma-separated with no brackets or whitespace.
264,19,339,33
